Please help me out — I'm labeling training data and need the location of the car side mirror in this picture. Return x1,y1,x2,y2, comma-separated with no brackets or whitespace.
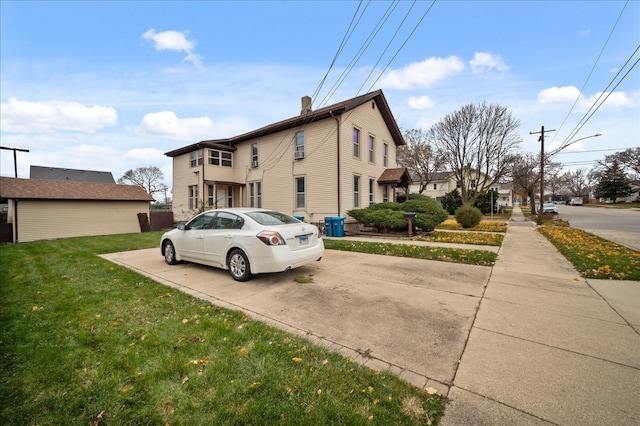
178,224,187,231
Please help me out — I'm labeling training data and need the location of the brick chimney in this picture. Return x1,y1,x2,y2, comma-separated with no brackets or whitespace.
301,96,312,115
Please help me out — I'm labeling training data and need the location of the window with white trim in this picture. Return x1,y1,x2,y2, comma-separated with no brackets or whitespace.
251,143,258,167
383,143,388,167
295,131,305,154
249,182,262,208
353,128,360,158
383,185,389,202
369,178,375,205
353,175,360,208
295,177,305,208
188,185,199,209
368,136,375,163
208,149,233,167
190,150,203,167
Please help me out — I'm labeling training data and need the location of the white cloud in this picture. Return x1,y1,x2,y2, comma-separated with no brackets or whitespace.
537,86,581,104
537,86,634,111
142,28,203,66
378,56,465,90
407,96,436,110
584,91,634,109
469,52,510,75
135,111,215,140
0,98,117,133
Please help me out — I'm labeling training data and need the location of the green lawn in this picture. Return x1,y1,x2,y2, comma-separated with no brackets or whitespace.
538,223,640,280
0,233,445,425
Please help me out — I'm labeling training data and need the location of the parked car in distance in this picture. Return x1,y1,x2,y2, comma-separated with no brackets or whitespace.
160,208,324,281
569,197,584,206
542,203,559,214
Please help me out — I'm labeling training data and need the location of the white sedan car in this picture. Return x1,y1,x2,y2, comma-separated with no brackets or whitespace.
161,208,324,281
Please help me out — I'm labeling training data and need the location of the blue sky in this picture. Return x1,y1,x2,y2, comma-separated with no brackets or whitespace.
1,0,638,189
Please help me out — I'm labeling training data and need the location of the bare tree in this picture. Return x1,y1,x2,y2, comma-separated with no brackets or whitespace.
432,102,522,204
509,153,540,214
118,166,167,199
397,128,446,193
563,168,591,197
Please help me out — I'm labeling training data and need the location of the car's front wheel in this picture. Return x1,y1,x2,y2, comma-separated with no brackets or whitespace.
228,249,251,281
164,240,178,265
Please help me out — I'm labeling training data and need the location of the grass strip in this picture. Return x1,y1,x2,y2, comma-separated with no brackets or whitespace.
413,231,504,247
0,233,446,425
435,220,508,233
538,225,640,280
324,239,496,266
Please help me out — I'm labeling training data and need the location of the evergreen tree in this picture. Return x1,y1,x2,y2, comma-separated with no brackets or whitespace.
594,160,633,201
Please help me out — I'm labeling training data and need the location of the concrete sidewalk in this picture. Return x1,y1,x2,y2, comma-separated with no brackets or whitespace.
442,207,640,425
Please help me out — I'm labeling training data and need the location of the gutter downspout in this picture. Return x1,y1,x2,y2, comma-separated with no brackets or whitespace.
330,111,341,216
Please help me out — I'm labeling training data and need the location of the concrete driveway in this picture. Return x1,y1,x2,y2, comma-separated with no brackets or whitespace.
102,247,491,393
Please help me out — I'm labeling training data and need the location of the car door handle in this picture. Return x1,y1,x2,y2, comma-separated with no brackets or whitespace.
225,234,233,239
197,236,204,240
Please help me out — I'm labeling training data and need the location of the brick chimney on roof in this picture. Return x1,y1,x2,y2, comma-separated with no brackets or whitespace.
301,96,312,115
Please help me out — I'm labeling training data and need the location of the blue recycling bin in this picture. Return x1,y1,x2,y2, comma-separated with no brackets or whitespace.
324,217,333,237
293,215,304,221
332,216,345,237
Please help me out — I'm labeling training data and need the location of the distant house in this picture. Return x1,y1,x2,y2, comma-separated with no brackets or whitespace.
165,90,409,225
409,171,513,207
0,177,154,243
30,165,116,183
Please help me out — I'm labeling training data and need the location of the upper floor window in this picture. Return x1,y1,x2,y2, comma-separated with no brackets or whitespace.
368,136,375,163
295,131,305,154
190,150,203,167
209,149,233,167
456,181,461,188
383,143,388,167
353,128,360,158
295,177,305,208
471,179,477,188
251,143,258,167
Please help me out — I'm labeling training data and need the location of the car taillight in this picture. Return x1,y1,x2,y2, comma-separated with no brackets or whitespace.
257,231,286,246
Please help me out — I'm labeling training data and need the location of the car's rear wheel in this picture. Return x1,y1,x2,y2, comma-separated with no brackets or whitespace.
164,240,178,265
228,249,251,281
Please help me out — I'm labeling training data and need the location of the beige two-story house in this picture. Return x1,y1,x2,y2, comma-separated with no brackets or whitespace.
410,172,513,208
165,90,411,225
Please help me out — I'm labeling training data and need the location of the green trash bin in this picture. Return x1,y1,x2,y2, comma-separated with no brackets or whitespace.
332,216,345,237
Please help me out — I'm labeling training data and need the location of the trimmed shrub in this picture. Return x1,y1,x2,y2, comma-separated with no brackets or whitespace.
348,197,448,234
455,204,483,229
367,209,407,232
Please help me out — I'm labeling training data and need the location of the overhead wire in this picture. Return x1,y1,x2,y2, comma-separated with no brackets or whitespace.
548,0,630,147
548,45,640,159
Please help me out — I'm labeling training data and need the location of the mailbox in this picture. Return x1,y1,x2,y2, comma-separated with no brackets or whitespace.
403,212,417,219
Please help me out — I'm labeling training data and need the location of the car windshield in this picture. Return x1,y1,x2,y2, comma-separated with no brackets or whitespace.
246,211,299,226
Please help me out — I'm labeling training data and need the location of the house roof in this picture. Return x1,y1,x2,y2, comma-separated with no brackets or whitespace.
378,167,412,187
30,165,115,184
165,90,405,157
0,177,155,202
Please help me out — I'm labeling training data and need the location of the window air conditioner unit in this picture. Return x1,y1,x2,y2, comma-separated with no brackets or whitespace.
294,151,305,160
251,160,258,168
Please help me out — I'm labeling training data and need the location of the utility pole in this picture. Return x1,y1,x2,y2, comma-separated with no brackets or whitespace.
530,126,555,225
0,146,30,178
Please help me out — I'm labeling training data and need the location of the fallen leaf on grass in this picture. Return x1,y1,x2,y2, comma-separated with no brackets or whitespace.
292,357,302,363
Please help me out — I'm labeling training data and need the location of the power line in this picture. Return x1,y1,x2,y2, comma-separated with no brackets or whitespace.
549,0,630,146
551,44,640,158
